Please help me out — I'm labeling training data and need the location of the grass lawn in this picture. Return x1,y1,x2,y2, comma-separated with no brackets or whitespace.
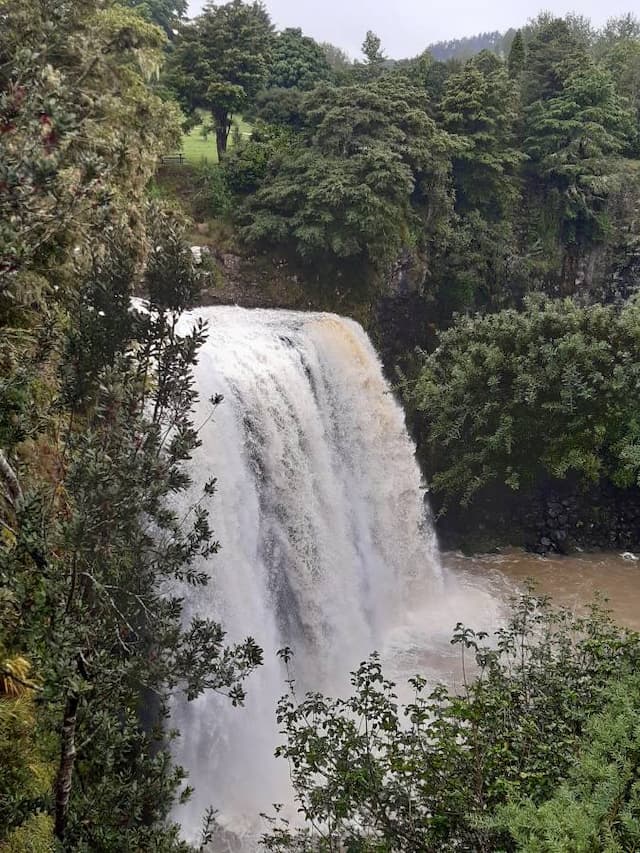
181,114,252,165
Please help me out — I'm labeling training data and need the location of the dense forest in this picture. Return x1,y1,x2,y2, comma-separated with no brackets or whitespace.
2,0,640,850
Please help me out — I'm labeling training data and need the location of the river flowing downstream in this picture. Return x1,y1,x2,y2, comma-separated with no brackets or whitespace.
169,306,640,849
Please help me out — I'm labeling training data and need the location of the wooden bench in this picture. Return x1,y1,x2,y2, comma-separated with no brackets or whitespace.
160,153,185,165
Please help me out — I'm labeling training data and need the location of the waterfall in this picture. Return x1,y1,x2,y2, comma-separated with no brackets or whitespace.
170,306,446,846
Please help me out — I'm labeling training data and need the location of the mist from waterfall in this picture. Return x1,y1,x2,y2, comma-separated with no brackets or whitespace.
169,307,495,847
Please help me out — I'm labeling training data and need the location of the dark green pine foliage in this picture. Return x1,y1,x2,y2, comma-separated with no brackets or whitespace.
440,50,523,218
239,76,455,274
521,17,586,105
507,29,525,78
432,52,524,316
524,57,635,247
169,0,274,159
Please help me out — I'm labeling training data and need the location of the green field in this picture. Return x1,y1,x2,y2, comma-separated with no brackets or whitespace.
181,114,252,164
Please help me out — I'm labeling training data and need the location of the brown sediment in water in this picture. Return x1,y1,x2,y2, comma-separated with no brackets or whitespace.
446,549,640,631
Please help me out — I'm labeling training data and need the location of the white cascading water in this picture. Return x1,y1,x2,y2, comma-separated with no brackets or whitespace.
170,306,498,848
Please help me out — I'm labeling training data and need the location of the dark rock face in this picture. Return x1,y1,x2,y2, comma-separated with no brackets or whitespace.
433,478,640,555
373,293,434,372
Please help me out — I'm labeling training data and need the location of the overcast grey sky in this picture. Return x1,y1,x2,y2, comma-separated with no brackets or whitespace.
187,1,637,59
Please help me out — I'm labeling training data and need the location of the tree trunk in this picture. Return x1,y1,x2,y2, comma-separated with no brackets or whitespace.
0,449,23,508
213,109,231,161
54,692,79,841
215,124,228,161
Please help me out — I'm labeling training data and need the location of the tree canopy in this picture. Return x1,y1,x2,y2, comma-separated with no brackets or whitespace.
238,77,455,272
267,27,330,90
413,296,640,507
169,0,273,158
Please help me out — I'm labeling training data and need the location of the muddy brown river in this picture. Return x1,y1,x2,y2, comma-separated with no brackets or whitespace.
384,549,640,695
447,549,640,631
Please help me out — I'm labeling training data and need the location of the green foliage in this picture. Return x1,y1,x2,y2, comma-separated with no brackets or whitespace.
0,1,262,848
362,30,385,67
263,593,640,851
268,28,330,90
524,58,635,245
191,162,233,218
508,30,526,78
0,0,179,285
224,123,292,195
319,42,353,75
1,814,54,853
441,51,524,218
496,675,640,850
168,0,273,159
429,212,526,317
117,0,187,35
0,674,54,840
521,17,586,105
251,87,306,129
412,296,640,506
239,77,454,272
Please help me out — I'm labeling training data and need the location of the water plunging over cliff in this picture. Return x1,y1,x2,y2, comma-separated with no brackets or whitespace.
169,307,493,846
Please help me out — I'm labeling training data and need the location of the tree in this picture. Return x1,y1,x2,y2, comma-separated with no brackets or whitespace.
267,27,330,90
425,30,504,62
1,1,263,847
319,41,353,75
524,58,634,247
595,12,640,60
0,1,181,283
239,77,454,274
508,29,525,78
118,0,188,36
169,0,273,159
599,19,640,155
440,51,523,218
521,17,586,105
263,594,640,852
412,296,640,508
362,29,385,66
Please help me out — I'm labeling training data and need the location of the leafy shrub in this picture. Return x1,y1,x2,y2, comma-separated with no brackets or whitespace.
413,295,640,507
192,162,232,219
496,674,640,851
263,593,640,852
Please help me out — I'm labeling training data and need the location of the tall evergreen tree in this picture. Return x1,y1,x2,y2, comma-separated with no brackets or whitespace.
508,29,526,78
441,51,523,218
522,17,585,105
524,58,634,248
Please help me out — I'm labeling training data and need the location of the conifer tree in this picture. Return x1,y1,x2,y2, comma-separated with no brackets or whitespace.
508,29,525,78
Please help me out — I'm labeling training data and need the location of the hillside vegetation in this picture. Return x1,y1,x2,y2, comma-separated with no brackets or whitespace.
2,1,640,849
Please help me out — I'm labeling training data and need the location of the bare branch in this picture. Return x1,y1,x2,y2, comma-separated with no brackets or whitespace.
0,449,23,509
